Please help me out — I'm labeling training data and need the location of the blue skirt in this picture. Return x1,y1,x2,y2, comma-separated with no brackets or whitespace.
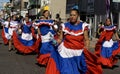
51,50,87,74
101,41,119,58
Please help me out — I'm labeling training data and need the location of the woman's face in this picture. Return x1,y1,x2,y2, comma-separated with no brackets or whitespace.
105,19,111,26
25,17,29,22
13,15,17,21
69,10,79,23
7,17,11,22
43,11,50,19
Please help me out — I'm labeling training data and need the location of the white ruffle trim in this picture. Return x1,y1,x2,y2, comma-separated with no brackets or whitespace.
62,22,88,36
41,32,54,43
58,43,83,58
21,33,33,40
102,39,114,47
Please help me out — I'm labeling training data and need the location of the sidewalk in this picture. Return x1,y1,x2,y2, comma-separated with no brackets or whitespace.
89,37,98,52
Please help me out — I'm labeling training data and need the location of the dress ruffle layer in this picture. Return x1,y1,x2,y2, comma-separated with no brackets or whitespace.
13,32,41,54
37,48,102,74
1,29,9,44
95,29,120,68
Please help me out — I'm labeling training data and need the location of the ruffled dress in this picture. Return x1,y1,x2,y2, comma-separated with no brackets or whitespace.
42,22,103,74
12,21,40,54
36,20,56,65
95,25,120,67
1,21,11,44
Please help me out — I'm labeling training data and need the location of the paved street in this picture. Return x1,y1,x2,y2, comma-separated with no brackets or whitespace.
0,30,45,74
0,30,120,74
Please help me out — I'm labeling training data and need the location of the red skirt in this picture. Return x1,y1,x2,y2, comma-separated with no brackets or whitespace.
13,31,41,54
1,29,8,44
37,48,102,74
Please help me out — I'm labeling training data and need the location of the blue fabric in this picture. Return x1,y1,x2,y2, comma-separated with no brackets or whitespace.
4,27,8,33
51,51,87,74
104,25,114,29
40,25,50,35
18,24,34,46
36,19,54,35
37,20,54,24
101,41,119,58
40,41,55,54
19,37,34,46
64,22,83,31
22,25,31,33
40,25,55,35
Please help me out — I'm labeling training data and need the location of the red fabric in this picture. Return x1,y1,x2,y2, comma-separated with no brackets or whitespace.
13,32,41,54
95,31,107,56
1,29,8,44
99,42,120,68
37,53,59,74
104,30,114,41
44,49,102,74
46,58,60,74
37,53,60,74
99,56,118,67
26,22,31,25
84,26,89,31
64,34,84,49
84,49,103,74
95,31,120,68
31,27,37,39
37,54,50,65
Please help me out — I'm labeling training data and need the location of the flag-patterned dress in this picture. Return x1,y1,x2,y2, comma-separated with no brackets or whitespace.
44,22,102,74
12,21,40,54
95,25,120,67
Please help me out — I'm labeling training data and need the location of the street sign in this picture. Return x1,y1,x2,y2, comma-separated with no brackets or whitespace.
113,0,120,2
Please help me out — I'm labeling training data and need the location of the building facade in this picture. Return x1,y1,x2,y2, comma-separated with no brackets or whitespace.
10,0,29,17
49,0,66,20
28,0,66,21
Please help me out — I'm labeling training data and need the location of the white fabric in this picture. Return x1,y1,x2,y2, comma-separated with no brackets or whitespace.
62,22,88,36
39,22,54,26
32,22,39,29
3,21,11,39
8,21,18,35
3,21,9,27
58,43,83,58
21,33,33,40
8,28,15,36
10,21,18,27
4,31,11,39
53,24,58,29
82,22,89,31
103,39,114,47
41,32,54,43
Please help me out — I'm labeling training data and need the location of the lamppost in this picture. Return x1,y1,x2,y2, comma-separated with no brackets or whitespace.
20,0,21,16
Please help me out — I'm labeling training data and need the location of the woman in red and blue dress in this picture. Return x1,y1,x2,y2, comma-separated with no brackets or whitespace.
2,16,11,45
7,15,20,51
43,9,102,74
12,16,40,54
95,18,120,68
36,10,56,65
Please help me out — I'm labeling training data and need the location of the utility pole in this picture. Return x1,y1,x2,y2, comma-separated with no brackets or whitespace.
20,0,21,16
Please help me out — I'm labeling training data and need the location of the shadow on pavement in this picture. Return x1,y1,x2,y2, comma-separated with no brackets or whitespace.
102,65,119,70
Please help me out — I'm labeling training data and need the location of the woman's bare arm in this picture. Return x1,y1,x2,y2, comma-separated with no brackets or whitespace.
57,29,63,44
84,30,90,49
114,32,120,40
